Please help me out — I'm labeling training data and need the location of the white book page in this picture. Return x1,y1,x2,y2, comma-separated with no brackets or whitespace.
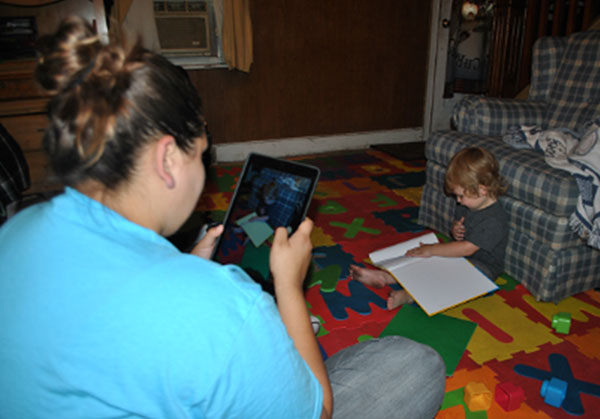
389,256,498,315
369,232,439,270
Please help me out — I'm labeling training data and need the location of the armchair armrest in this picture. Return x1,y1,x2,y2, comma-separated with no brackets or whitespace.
452,96,547,136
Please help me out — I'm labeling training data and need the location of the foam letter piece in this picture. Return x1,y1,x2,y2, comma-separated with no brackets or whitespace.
464,382,492,411
540,377,568,407
495,382,525,411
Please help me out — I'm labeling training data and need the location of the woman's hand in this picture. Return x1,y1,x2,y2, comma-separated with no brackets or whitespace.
270,218,314,292
452,216,465,241
190,224,224,259
269,218,333,417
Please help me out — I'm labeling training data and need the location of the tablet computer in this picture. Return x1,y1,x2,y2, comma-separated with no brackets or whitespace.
211,153,320,286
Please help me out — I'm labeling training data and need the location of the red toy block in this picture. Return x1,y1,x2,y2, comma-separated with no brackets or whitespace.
495,382,525,411
464,382,492,411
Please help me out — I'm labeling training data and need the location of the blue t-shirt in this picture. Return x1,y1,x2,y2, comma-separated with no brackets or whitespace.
0,188,322,418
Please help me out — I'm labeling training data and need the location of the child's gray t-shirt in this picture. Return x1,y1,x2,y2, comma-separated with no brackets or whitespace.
454,201,508,279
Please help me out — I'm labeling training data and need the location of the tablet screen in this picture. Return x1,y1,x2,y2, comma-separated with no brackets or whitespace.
211,153,320,285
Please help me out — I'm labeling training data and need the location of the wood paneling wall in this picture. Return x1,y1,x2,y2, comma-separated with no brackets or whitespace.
188,0,432,144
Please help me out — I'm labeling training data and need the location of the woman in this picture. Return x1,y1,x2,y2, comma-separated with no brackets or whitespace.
0,17,445,418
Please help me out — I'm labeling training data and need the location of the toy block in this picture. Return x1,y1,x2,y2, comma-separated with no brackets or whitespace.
464,382,492,411
552,312,571,334
495,382,525,411
540,378,567,408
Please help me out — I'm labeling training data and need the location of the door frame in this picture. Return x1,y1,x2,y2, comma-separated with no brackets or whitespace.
423,0,459,140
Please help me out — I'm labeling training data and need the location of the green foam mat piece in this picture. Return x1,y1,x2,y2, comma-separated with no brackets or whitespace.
306,264,341,292
240,243,270,281
379,304,477,376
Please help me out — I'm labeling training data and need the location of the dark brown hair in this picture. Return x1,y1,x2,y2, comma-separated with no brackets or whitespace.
35,16,206,188
444,147,508,199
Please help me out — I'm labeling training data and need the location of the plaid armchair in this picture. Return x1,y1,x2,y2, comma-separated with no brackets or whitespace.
418,30,600,302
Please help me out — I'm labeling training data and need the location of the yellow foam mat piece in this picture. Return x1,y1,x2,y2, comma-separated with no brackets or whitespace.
445,294,561,365
392,186,423,205
360,164,392,175
522,294,600,322
310,226,336,248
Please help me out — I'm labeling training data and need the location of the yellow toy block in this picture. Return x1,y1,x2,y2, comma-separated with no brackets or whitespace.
464,382,492,411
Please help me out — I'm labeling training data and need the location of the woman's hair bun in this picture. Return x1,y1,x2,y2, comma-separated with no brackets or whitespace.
37,16,206,189
35,16,101,94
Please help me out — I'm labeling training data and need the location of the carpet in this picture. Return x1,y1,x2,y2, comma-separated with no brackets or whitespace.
194,148,600,418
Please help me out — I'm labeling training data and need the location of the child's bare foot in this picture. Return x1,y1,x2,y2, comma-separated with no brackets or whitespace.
387,290,413,310
349,265,396,288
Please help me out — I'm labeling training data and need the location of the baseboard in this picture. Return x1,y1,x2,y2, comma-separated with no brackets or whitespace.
213,127,424,162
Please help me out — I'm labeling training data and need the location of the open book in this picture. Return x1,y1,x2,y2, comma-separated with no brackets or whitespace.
369,232,498,316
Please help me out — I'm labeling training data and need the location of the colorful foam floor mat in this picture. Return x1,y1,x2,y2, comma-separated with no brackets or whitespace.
195,149,600,418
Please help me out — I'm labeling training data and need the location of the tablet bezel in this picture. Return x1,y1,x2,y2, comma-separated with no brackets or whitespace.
210,153,320,265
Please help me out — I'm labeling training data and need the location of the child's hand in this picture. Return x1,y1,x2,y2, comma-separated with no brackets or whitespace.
452,216,465,241
405,243,434,257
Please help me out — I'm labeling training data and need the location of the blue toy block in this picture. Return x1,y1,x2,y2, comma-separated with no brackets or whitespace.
515,353,600,416
540,378,568,408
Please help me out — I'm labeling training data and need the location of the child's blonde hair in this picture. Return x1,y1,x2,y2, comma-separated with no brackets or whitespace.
444,147,508,199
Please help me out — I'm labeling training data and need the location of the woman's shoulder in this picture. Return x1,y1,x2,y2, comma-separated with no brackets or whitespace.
140,254,267,312
150,254,257,288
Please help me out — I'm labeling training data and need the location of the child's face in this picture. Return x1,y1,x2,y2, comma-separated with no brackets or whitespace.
451,185,494,210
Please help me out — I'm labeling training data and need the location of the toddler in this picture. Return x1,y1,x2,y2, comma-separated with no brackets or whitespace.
351,147,509,310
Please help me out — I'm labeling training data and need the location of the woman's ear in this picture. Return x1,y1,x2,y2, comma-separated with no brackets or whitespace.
155,135,177,189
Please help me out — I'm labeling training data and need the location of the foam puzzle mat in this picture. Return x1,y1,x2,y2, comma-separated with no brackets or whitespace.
195,149,600,418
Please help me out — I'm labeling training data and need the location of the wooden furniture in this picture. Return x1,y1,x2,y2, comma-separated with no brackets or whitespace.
0,0,106,195
0,59,57,193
